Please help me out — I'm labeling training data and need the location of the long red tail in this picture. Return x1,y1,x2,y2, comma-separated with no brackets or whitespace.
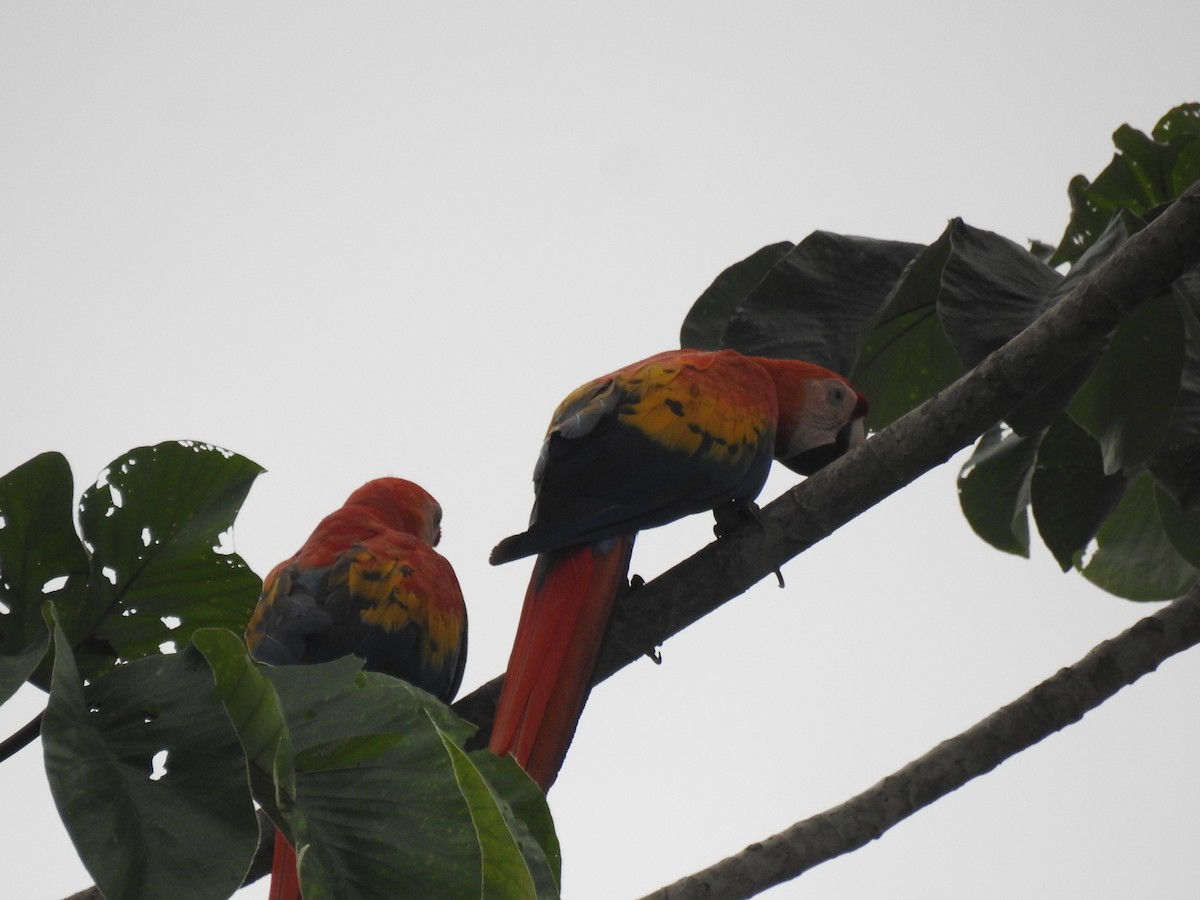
489,535,633,790
268,829,301,900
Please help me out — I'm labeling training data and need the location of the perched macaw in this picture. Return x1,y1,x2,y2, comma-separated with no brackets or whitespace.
488,348,868,790
245,477,468,900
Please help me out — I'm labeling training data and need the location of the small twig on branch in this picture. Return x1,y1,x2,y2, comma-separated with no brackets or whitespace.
639,587,1200,900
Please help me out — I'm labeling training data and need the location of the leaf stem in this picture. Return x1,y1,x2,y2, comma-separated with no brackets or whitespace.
0,711,43,763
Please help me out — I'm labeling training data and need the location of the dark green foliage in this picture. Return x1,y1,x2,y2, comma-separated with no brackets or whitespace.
1,442,559,899
74,441,264,676
957,425,1040,558
680,103,1200,601
681,242,795,352
1076,472,1198,600
684,232,923,375
1052,103,1200,266
0,452,88,699
42,612,259,900
5,103,1199,899
194,630,560,899
1030,417,1128,572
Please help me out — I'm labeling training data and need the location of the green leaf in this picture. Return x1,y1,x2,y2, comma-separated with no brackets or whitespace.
1148,276,1200,510
681,242,793,351
0,452,89,698
1077,471,1198,600
712,232,923,374
853,230,964,429
76,441,263,677
1004,213,1138,437
937,219,1061,369
1151,102,1200,142
855,219,1058,433
203,644,559,899
42,609,258,900
1052,104,1200,265
443,738,560,899
191,627,295,817
1157,484,1200,569
1067,293,1185,474
0,628,49,707
957,425,1040,557
469,748,561,894
1030,415,1129,572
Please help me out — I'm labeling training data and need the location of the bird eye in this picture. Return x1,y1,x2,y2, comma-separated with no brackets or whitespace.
830,385,845,403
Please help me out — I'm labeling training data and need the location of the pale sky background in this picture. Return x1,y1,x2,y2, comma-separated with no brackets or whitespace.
2,3,1198,898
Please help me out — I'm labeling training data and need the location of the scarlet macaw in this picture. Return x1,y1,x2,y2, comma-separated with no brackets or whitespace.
488,348,868,790
245,477,468,900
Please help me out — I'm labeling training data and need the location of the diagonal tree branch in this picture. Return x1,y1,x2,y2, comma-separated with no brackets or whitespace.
597,183,1200,682
637,586,1200,900
456,181,1200,735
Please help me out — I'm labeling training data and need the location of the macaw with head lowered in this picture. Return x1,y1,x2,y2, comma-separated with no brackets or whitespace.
245,477,468,900
488,348,868,790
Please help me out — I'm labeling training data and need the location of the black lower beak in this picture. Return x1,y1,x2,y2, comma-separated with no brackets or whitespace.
778,417,866,476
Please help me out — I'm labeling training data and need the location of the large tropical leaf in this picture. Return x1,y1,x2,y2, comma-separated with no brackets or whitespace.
74,441,263,678
854,220,1060,430
681,242,794,351
935,220,1061,369
0,452,89,699
1076,471,1198,600
1003,212,1137,436
42,610,258,900
1066,293,1185,474
957,425,1040,558
1030,416,1129,572
1157,483,1200,570
852,232,962,429
713,232,922,374
190,627,295,818
1148,273,1200,510
195,629,560,899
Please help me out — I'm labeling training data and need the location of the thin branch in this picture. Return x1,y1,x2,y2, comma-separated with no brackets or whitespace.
456,181,1200,733
639,587,1200,900
0,711,42,763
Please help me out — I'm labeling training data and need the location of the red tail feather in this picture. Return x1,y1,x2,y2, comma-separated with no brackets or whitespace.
490,536,633,789
268,829,301,900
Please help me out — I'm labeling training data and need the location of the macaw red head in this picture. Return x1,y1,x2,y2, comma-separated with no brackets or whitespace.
762,359,870,475
343,477,444,545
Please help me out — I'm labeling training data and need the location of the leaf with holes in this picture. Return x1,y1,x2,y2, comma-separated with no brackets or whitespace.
42,609,258,900
1051,103,1200,265
75,441,263,677
0,452,90,698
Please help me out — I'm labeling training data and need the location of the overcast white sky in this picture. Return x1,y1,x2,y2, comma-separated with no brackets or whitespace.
2,3,1198,898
